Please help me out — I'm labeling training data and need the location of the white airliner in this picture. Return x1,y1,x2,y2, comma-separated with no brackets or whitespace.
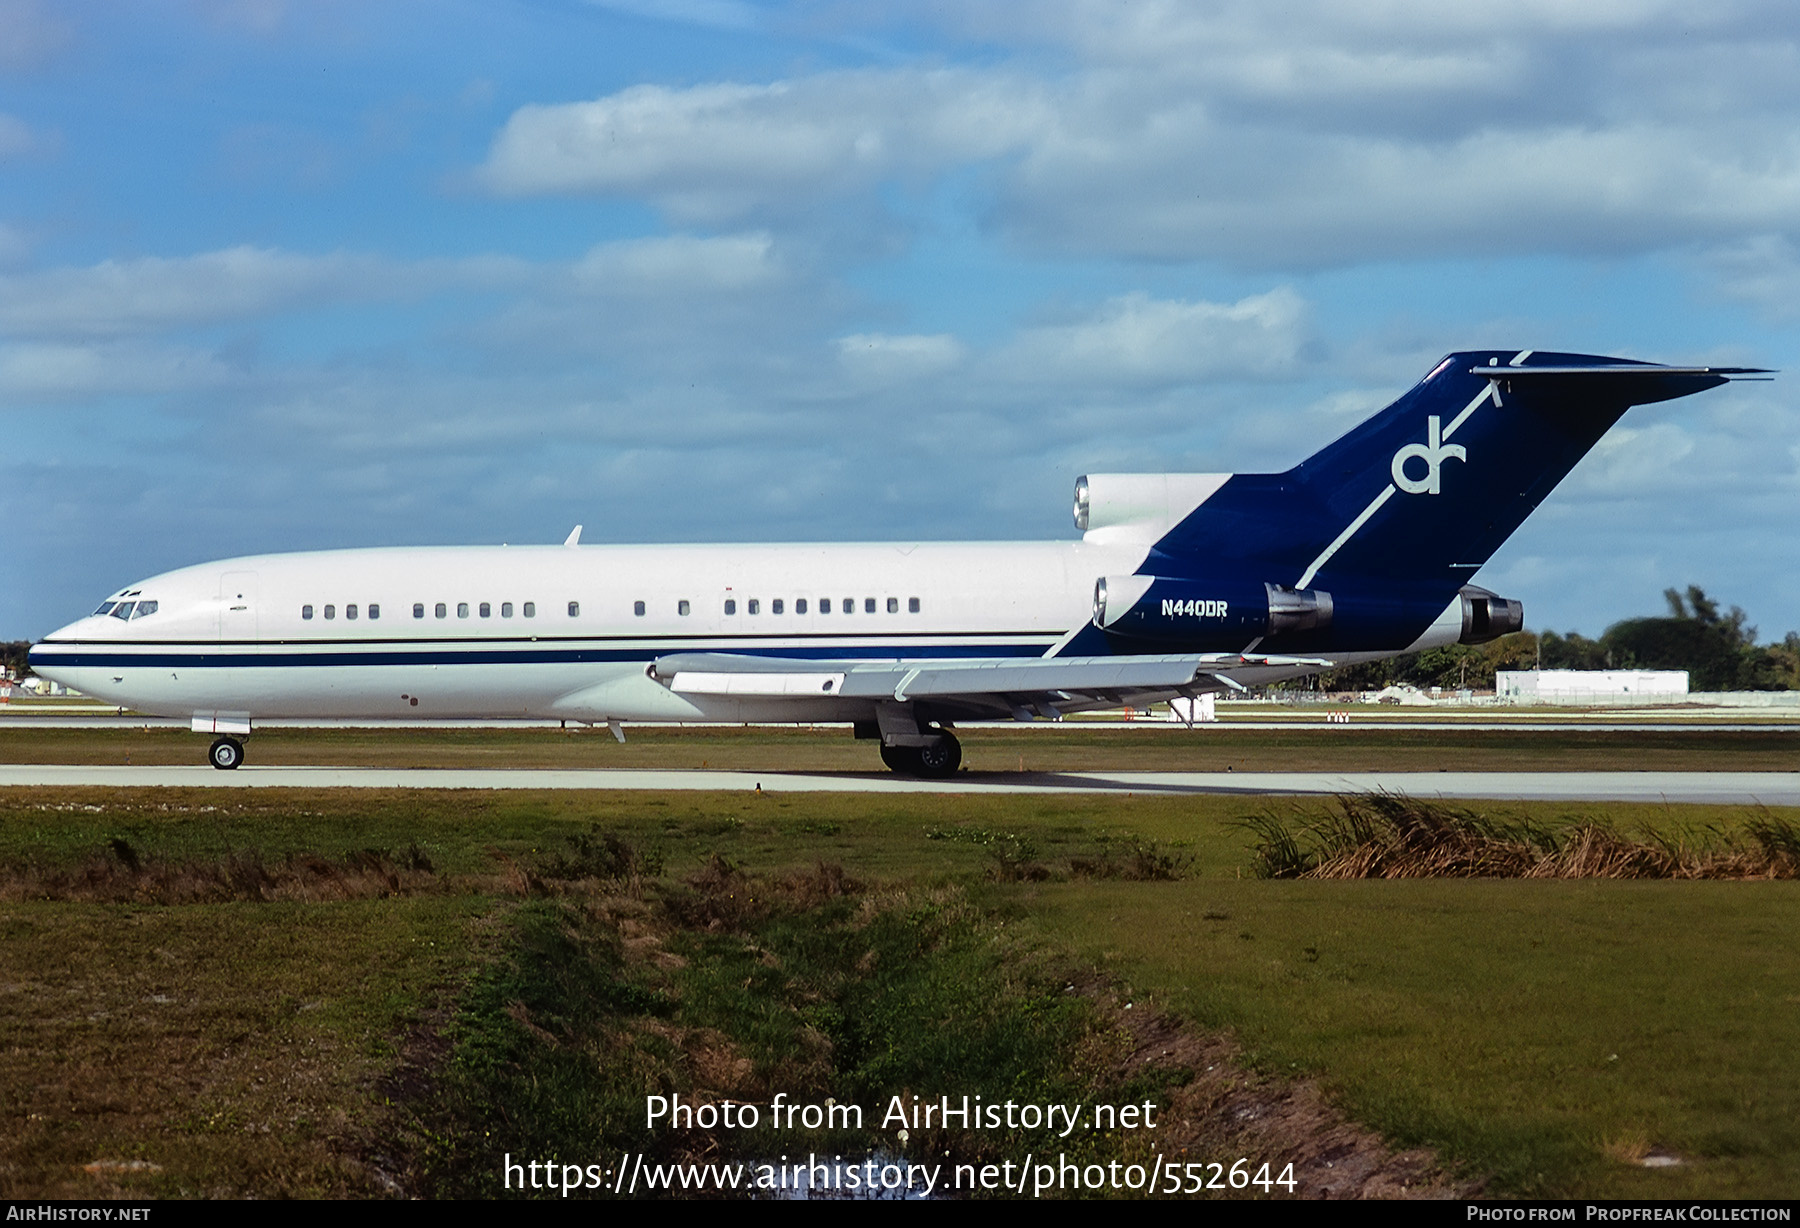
29,351,1762,775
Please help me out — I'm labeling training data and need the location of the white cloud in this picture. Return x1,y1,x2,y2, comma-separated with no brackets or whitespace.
0,246,531,338
1704,233,1800,318
999,111,1800,264
993,288,1308,387
573,232,781,291
478,4,1800,266
583,0,759,31
0,221,27,265
836,332,965,382
479,72,1053,220
0,248,383,337
0,112,38,155
0,0,71,70
0,341,231,397
951,0,1779,80
1573,421,1699,495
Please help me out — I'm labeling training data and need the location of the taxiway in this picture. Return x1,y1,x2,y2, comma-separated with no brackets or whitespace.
0,765,1794,805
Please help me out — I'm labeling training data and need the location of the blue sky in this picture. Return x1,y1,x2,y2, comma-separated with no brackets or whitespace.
3,0,1796,641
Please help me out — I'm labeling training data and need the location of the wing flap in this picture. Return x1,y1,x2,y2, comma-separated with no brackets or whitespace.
651,652,1330,705
669,670,845,697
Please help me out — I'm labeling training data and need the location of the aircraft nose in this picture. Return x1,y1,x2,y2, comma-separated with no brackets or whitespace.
36,616,93,646
26,638,62,683
30,615,103,676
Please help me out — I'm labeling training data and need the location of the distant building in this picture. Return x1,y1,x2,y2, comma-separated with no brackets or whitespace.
1167,693,1218,723
1497,669,1688,705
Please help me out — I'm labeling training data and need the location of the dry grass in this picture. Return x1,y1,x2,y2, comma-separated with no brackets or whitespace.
1241,794,1800,880
0,838,444,904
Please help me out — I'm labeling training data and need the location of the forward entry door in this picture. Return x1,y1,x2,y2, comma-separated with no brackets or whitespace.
218,571,259,642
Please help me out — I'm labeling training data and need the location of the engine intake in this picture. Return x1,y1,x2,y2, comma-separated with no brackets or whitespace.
1458,585,1523,644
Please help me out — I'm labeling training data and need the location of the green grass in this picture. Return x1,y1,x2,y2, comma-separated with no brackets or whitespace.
2,721,1797,771
0,894,482,1197
4,786,1799,1197
1020,866,1800,1196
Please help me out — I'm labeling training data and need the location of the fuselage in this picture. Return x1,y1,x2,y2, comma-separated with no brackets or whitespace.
33,537,1228,724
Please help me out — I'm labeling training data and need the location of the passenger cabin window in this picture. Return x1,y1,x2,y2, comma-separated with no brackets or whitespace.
678,600,690,616
795,598,807,614
865,597,876,613
479,602,490,618
457,603,469,618
324,605,336,620
346,604,358,620
435,603,447,619
748,598,759,615
773,598,784,615
302,605,314,620
413,603,425,619
633,601,645,616
369,604,380,620
724,599,736,615
887,597,898,613
501,602,513,618
568,601,579,617
524,602,536,618
909,597,921,613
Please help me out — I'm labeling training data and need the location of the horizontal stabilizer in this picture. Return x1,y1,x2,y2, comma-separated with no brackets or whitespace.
1470,365,1771,378
1466,360,1774,406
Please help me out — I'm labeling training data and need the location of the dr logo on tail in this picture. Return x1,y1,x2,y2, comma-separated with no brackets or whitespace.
1391,415,1467,495
29,350,1766,776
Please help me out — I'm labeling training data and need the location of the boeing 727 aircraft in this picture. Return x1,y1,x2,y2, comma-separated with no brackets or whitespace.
29,351,1763,775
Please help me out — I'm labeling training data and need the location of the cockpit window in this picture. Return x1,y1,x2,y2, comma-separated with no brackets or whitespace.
130,600,158,619
109,602,135,620
93,601,117,616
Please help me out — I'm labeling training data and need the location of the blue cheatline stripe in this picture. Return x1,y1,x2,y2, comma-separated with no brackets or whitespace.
29,640,1062,669
45,629,1053,648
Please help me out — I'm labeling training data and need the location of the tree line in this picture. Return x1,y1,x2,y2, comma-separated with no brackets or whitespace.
1307,586,1800,693
1,641,29,681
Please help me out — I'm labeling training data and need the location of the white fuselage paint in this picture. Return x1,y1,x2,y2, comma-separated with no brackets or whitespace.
33,540,1155,724
36,506,1465,725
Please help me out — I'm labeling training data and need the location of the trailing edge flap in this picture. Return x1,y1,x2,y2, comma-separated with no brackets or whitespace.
651,652,1330,701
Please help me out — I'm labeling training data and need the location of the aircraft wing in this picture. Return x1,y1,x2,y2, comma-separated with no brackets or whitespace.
649,651,1331,718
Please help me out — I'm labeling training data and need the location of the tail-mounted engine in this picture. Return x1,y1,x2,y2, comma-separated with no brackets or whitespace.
1456,585,1523,644
1092,576,1520,649
1093,576,1333,643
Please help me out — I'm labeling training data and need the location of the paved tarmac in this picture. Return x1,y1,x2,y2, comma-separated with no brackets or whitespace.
1,765,1795,804
2,714,1796,732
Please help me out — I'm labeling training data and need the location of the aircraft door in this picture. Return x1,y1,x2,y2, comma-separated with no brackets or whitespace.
219,571,259,642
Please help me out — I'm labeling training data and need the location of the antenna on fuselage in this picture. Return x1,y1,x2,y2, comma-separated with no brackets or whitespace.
564,525,583,547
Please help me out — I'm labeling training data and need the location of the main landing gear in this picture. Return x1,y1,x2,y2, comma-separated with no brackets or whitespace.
860,704,963,779
209,736,244,770
878,731,962,779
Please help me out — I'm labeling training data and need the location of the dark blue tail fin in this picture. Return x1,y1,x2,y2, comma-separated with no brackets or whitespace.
1134,350,1758,649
